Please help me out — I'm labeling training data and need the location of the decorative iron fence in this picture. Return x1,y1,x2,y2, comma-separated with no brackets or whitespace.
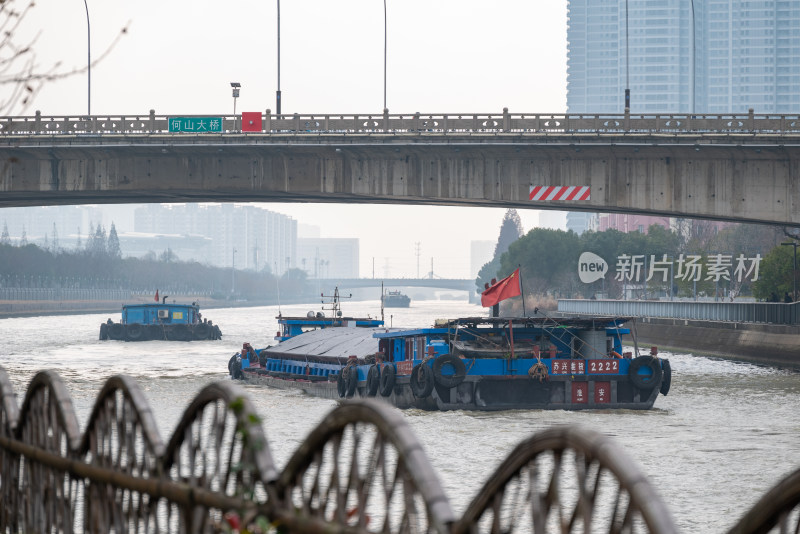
1,366,799,533
3,109,800,136
558,299,800,325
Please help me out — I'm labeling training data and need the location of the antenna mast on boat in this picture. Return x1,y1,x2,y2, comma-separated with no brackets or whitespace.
321,286,352,321
380,281,385,323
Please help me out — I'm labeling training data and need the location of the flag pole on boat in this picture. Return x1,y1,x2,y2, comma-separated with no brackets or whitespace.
276,275,281,316
519,264,527,316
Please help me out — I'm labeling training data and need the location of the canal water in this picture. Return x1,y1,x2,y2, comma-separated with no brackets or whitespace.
1,299,798,532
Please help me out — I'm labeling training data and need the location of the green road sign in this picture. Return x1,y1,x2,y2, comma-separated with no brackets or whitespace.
168,117,223,133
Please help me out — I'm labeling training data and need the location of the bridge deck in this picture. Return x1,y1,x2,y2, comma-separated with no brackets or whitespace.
2,110,799,227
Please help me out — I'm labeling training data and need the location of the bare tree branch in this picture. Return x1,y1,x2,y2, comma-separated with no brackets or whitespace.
0,0,128,114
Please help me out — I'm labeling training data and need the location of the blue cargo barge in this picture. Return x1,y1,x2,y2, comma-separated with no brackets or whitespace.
234,312,671,411
100,301,221,342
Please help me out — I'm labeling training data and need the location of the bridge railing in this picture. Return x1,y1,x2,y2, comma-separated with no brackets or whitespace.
1,365,799,533
4,109,800,136
558,299,800,325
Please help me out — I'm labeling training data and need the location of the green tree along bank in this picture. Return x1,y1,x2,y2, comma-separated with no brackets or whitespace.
476,218,792,303
0,237,312,302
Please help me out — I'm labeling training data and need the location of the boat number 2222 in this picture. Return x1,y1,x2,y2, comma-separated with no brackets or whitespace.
588,360,620,374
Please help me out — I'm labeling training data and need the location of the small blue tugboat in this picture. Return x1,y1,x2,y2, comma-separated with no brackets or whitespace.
100,296,221,341
232,310,671,411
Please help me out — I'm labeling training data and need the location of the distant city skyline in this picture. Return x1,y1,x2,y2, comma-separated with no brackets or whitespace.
0,204,565,279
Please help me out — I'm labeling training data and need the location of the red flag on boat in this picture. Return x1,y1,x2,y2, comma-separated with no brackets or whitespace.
481,268,521,307
154,289,159,302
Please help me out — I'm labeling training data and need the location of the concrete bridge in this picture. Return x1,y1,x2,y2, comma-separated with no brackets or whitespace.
2,109,800,226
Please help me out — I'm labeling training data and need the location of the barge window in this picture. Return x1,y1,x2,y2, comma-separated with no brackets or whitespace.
405,339,414,361
416,336,425,360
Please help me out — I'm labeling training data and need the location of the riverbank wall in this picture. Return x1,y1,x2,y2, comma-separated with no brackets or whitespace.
0,297,312,319
632,317,800,369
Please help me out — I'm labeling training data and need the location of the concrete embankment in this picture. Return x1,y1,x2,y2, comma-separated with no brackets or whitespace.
632,317,800,369
0,300,126,318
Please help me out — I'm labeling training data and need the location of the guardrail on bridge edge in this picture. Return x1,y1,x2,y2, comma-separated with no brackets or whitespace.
4,108,800,136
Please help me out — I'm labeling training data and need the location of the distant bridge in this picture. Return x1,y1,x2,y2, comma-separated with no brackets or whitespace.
308,277,473,292
3,109,800,226
308,278,476,302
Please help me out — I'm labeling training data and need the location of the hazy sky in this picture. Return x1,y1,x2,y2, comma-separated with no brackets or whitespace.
21,0,570,278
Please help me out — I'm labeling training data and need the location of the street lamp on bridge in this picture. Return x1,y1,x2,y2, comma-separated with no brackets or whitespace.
83,0,91,117
276,0,281,114
383,0,388,112
230,82,241,116
781,241,798,302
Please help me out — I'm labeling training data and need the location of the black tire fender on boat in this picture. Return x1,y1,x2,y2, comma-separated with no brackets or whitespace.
410,363,434,398
228,355,237,376
146,325,162,341
171,324,191,342
337,369,348,398
366,365,381,397
344,366,358,397
126,323,144,341
379,364,396,397
231,357,243,380
432,354,467,388
151,325,168,341
99,323,108,340
108,323,125,340
628,356,663,389
193,323,211,340
659,359,672,396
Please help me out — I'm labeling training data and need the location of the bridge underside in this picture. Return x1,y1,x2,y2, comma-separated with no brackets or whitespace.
1,134,798,226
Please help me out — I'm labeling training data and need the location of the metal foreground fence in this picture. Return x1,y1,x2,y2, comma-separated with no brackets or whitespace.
0,367,798,534
4,109,800,137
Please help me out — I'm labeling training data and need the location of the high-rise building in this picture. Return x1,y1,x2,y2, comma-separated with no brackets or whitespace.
297,238,359,279
470,240,494,279
565,212,596,235
596,213,671,234
567,0,800,114
134,204,297,272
